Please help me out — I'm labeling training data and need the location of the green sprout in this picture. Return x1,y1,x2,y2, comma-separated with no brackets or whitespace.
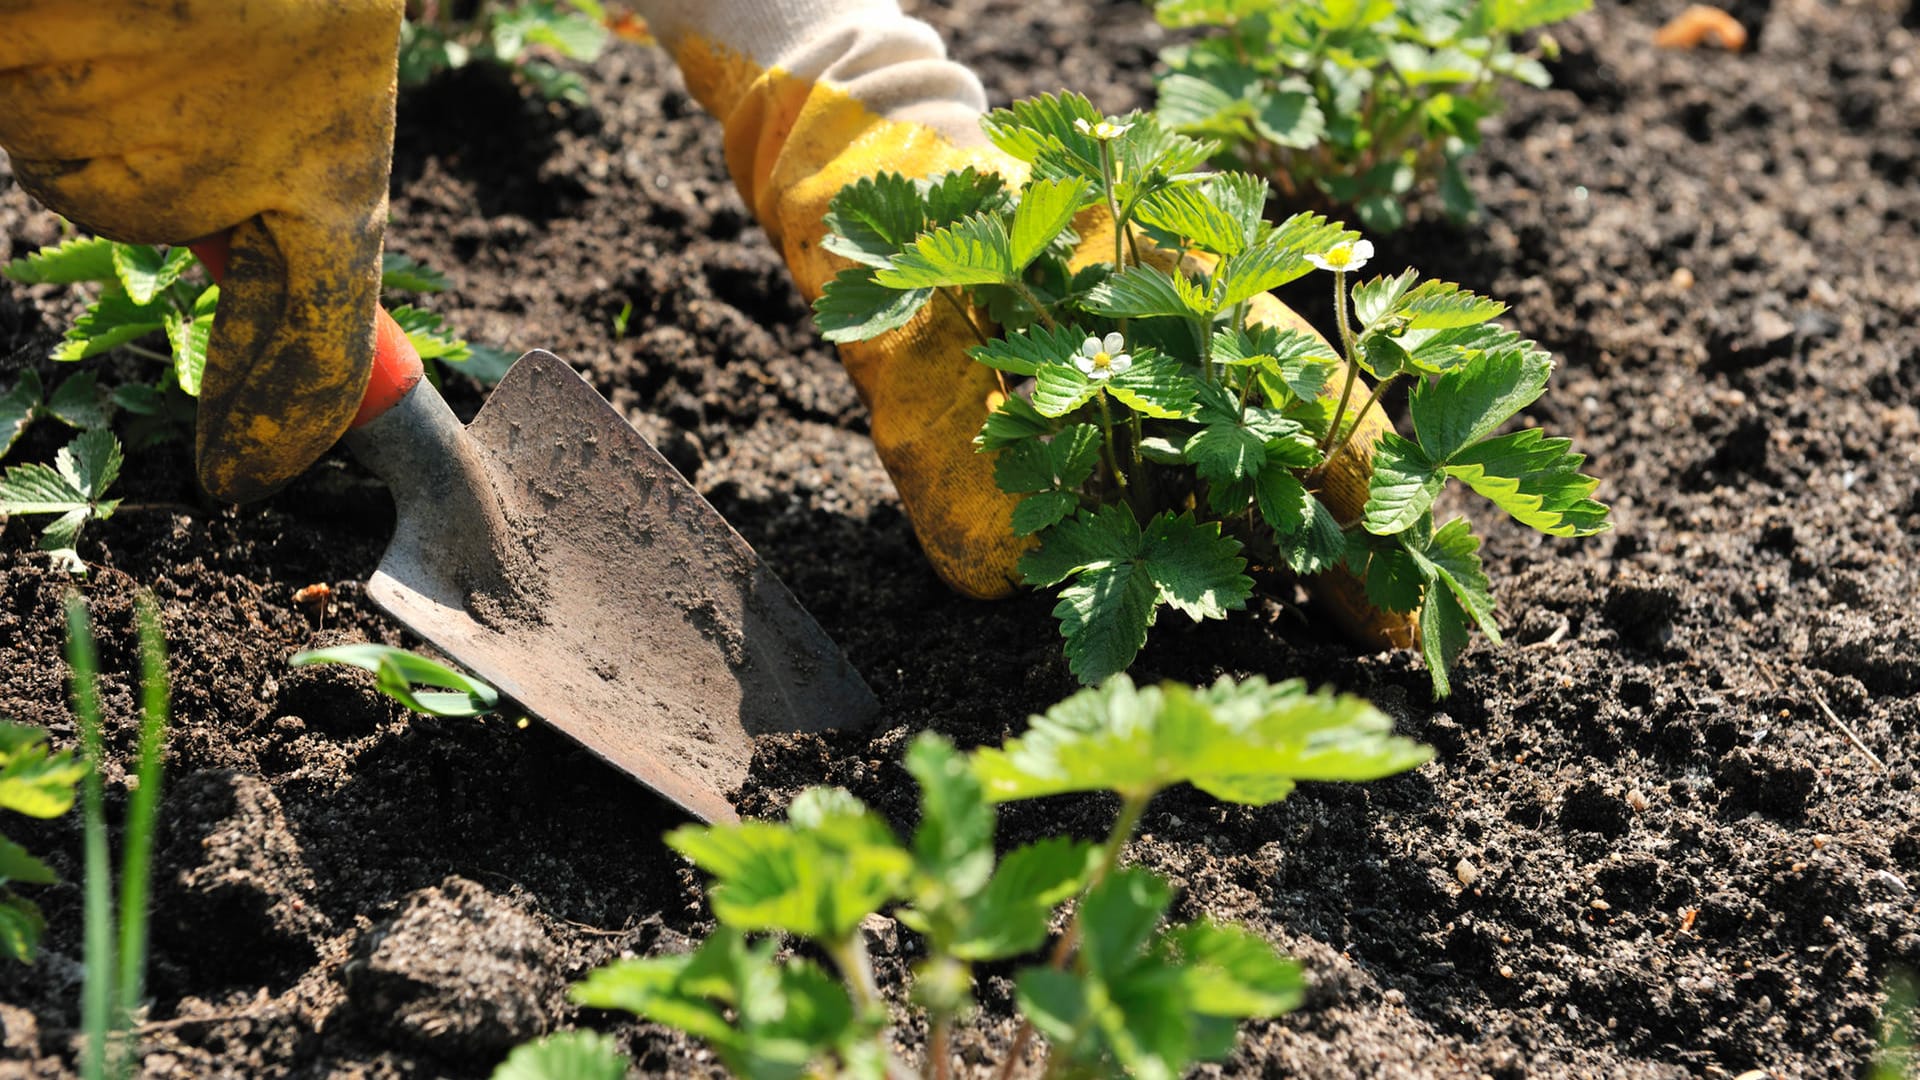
289,643,501,719
812,91,1609,696
1151,0,1590,230
503,674,1430,1080
66,592,171,1080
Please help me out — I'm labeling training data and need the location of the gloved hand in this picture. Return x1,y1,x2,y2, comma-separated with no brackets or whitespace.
0,0,404,503
636,0,1415,645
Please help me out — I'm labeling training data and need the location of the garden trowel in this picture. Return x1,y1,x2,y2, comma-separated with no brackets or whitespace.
194,241,879,824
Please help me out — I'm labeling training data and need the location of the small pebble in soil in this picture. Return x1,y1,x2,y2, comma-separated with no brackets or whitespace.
1456,858,1480,888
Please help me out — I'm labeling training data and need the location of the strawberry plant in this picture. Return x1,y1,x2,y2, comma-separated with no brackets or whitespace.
500,674,1431,1079
399,0,611,105
3,239,495,433
813,93,1609,696
0,720,86,964
0,428,123,574
1151,0,1589,230
1,238,503,573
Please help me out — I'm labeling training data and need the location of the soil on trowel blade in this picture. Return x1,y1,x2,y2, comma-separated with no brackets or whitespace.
3,0,1918,1075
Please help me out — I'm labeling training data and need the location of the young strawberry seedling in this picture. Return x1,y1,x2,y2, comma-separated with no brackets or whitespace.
814,92,1609,696
2,238,501,573
0,719,87,964
399,0,611,105
501,674,1432,1080
1151,0,1590,230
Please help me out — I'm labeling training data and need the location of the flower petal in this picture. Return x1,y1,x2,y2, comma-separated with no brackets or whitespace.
1102,331,1125,353
1075,357,1096,375
1081,336,1102,357
1110,355,1133,375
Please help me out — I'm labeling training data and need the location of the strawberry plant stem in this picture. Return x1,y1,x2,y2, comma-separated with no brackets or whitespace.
1095,392,1129,496
1100,142,1126,270
990,791,1152,1080
1013,281,1059,331
1321,269,1360,455
1322,372,1399,477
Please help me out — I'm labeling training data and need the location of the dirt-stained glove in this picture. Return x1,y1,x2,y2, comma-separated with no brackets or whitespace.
0,0,404,503
636,0,1414,645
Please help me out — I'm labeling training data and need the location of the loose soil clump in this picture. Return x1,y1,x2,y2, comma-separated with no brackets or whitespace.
3,1,1917,1075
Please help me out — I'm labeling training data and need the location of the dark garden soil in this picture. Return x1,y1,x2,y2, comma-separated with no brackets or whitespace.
4,0,1920,1075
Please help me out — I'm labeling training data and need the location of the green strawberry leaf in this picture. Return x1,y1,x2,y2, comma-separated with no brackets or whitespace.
976,394,1056,451
1361,431,1444,535
666,787,911,940
1134,174,1265,257
0,428,123,559
971,672,1431,804
1254,467,1315,536
1408,344,1553,461
904,733,996,898
924,167,1010,228
0,896,45,965
1404,517,1500,642
822,171,929,268
1418,582,1474,698
164,285,218,397
1084,265,1213,320
1444,428,1611,536
1251,80,1327,148
1395,279,1507,330
1356,533,1426,613
1275,494,1348,576
53,294,170,362
380,252,450,293
814,269,932,343
0,836,56,888
2,236,118,285
875,212,1015,289
1054,562,1161,684
0,722,87,818
1353,269,1420,329
982,91,1106,172
572,928,856,1079
1105,348,1200,419
948,837,1097,961
111,244,196,305
0,372,40,459
1215,213,1355,309
490,1031,629,1080
1011,177,1093,270
1012,491,1080,536
969,323,1088,377
388,305,472,364
1165,921,1306,1018
45,371,108,430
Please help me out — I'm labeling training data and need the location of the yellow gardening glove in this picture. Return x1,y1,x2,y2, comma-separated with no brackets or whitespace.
0,0,404,503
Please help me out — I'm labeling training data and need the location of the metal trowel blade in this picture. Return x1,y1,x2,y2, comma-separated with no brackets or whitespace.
351,349,879,823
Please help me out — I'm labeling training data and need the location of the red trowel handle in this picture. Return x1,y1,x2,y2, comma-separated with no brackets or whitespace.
188,232,423,428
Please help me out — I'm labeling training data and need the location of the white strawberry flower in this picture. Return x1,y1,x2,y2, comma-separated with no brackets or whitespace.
1075,332,1132,380
1073,116,1134,141
1306,238,1375,273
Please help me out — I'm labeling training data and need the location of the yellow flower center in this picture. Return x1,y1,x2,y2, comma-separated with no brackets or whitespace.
1091,351,1113,369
